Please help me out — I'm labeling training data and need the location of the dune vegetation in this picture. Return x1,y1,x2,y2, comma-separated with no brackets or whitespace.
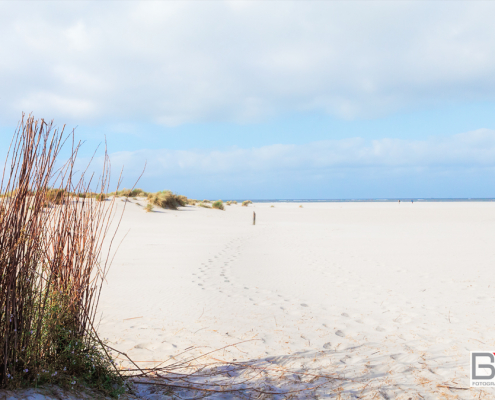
147,191,188,210
212,200,224,210
0,116,125,397
108,187,232,212
242,200,252,207
109,188,148,198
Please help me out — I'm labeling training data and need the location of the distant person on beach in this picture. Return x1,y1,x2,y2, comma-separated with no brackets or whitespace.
398,200,400,203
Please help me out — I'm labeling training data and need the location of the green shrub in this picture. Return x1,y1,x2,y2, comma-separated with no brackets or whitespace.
212,200,224,210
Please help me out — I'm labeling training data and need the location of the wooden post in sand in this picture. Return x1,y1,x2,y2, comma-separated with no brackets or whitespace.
253,211,256,225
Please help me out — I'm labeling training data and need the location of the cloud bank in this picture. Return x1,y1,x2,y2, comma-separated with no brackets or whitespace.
2,2,495,125
98,129,495,198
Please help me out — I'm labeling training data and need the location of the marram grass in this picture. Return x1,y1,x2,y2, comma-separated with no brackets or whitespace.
212,200,224,210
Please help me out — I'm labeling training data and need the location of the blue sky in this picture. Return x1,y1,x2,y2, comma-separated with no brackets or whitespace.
1,1,495,199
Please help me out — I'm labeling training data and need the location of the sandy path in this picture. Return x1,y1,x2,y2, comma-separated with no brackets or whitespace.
98,200,495,398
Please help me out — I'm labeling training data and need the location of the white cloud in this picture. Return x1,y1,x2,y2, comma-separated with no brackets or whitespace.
2,2,495,125
101,129,495,183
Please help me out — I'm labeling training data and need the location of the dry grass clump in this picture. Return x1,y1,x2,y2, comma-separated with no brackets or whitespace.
271,205,275,208
147,190,186,210
212,200,224,210
232,200,237,204
299,204,303,208
198,202,211,208
131,188,148,197
145,203,154,212
46,188,67,205
202,199,210,203
109,188,147,198
0,115,125,396
95,193,106,202
242,200,252,207
187,199,198,205
225,201,232,206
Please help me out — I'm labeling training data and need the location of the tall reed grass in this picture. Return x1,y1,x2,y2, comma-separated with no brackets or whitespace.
0,116,124,395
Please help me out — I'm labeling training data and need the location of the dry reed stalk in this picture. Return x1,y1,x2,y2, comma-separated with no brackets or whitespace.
0,115,122,392
111,339,339,397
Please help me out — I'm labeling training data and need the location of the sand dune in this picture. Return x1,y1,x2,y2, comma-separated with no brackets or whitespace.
97,200,494,398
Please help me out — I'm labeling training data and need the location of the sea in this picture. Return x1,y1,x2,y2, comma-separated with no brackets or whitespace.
227,198,495,203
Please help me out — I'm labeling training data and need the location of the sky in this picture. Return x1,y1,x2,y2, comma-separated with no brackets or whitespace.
1,1,495,199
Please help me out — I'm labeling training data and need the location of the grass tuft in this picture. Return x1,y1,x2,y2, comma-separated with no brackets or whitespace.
95,193,106,202
46,188,67,205
212,200,224,210
147,191,187,210
145,203,154,212
242,200,252,207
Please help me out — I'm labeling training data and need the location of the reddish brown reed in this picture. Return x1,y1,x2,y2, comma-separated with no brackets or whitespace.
0,115,119,388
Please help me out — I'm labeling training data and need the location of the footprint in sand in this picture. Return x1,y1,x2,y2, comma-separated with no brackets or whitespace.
300,303,308,307
335,330,345,337
323,342,332,349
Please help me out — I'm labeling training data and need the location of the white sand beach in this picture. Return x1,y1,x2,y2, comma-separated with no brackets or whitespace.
97,200,495,399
